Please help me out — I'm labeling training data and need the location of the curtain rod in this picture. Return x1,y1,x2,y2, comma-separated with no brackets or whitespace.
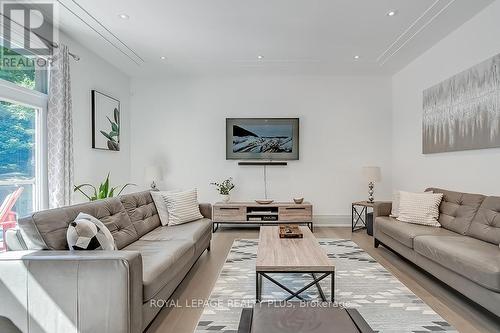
32,32,81,62
52,42,80,61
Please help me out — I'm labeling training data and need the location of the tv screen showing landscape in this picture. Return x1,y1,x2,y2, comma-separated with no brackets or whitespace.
226,118,299,160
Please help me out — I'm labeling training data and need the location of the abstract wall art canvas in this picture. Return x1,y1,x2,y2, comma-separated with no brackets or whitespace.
91,90,120,151
422,53,500,154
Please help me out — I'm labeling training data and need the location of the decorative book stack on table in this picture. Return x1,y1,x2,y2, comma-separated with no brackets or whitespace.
278,224,303,238
212,202,313,232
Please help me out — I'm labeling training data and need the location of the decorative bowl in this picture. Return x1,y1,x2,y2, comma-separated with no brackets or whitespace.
255,199,274,205
293,197,304,204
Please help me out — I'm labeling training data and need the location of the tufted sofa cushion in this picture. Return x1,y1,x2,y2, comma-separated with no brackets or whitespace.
120,191,161,238
19,198,139,250
426,188,485,235
466,196,500,245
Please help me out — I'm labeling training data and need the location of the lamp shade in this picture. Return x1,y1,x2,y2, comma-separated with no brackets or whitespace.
362,166,381,182
144,166,163,183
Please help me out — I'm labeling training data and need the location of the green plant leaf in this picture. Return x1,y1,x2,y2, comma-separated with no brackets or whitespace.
100,130,114,141
73,183,96,193
74,173,134,201
114,108,119,123
116,183,136,196
106,116,118,132
102,173,110,195
73,184,96,201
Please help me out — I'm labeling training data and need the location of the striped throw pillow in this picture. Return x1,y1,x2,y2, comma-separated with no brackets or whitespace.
397,191,444,227
164,189,204,226
150,190,179,226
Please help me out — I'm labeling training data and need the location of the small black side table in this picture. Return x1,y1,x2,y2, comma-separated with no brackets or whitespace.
351,201,374,232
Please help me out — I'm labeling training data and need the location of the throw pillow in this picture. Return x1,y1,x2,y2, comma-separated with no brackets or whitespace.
151,190,178,226
390,190,434,218
390,191,401,218
397,191,444,227
67,213,116,250
164,189,204,226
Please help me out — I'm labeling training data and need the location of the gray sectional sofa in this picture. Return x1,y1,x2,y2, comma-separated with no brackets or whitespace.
0,191,212,333
373,188,500,318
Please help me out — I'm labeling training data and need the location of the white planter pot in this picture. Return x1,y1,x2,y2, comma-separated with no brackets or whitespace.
221,194,230,203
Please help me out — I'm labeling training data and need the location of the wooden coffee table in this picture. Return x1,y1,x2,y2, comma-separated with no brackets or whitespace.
256,226,335,302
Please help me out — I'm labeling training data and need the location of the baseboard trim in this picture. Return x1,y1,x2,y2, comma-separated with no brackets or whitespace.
313,215,351,227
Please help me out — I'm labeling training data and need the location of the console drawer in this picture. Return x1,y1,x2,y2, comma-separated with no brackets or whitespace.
213,206,246,222
278,206,312,222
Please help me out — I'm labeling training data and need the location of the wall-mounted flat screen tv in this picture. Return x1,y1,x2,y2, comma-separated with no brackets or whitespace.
226,118,299,160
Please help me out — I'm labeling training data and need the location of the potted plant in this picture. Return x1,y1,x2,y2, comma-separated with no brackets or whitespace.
210,178,235,203
74,173,135,201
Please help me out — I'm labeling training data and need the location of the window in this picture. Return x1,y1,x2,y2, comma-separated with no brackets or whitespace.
0,100,40,216
0,46,48,93
0,45,47,249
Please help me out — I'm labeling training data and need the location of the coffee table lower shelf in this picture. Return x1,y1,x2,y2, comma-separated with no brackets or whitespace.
212,221,313,233
256,270,334,302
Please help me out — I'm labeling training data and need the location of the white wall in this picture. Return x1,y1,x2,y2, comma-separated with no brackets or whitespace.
60,33,132,202
392,0,500,195
130,75,392,223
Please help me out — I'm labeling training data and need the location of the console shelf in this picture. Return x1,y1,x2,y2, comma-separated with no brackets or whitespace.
212,201,313,232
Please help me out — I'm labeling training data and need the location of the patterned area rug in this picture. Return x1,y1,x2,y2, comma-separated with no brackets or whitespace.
195,239,457,333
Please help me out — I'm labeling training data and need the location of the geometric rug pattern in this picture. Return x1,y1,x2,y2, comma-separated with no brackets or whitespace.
195,239,457,333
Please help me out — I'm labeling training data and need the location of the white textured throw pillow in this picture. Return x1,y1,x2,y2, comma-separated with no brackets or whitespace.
397,191,443,227
390,191,401,218
67,213,116,250
150,190,178,226
164,189,204,226
390,190,434,218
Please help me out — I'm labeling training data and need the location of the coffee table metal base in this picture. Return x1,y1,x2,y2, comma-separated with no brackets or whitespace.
256,270,334,302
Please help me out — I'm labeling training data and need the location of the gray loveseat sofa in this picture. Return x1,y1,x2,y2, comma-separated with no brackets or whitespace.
0,191,212,333
373,188,500,318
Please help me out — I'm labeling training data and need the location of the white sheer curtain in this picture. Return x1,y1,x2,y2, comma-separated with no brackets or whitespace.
47,44,74,208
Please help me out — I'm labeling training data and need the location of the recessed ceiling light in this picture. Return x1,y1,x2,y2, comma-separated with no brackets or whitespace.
354,55,360,60
160,56,166,60
386,10,398,17
118,13,129,19
257,55,264,60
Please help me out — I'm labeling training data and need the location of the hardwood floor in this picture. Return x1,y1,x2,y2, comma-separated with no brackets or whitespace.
146,227,500,333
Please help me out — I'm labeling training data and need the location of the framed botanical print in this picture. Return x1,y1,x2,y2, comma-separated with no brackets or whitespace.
91,90,120,151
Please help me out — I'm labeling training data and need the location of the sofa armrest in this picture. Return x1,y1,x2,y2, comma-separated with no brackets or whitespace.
199,203,212,219
4,228,27,251
373,201,392,219
0,250,143,333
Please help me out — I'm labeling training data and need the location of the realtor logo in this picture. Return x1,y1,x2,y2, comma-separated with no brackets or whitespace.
1,1,56,56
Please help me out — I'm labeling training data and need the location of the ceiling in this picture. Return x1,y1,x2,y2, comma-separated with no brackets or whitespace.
54,0,494,77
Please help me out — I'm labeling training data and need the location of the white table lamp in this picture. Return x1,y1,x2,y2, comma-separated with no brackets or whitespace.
144,166,163,191
362,166,381,203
